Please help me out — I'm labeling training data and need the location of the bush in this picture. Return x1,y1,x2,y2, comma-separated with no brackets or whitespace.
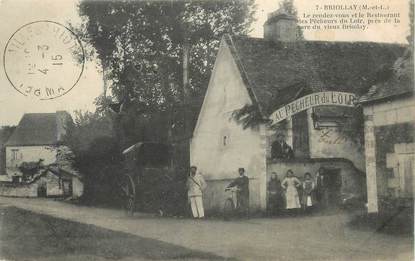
76,136,123,206
64,111,124,207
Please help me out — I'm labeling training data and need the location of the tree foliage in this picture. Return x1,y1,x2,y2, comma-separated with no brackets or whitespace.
63,110,123,205
278,0,304,40
76,0,255,108
67,2,255,205
278,0,297,16
0,126,16,175
73,0,255,149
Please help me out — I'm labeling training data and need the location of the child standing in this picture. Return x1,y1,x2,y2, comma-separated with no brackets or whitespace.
302,172,315,213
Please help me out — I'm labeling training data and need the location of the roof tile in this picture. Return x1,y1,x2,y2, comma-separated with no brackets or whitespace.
5,112,71,146
224,35,406,115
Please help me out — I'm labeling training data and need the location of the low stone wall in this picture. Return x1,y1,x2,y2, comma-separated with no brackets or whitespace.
0,169,85,198
0,175,12,182
0,183,37,197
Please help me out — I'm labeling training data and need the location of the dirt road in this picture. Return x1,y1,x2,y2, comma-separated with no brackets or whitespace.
0,197,412,260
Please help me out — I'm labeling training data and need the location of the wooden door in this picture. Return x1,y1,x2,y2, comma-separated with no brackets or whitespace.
397,154,414,198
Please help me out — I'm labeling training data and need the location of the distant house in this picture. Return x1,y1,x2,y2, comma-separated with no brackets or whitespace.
191,10,406,212
359,49,414,213
0,111,83,198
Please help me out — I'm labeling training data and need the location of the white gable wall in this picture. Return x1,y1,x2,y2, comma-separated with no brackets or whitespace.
191,40,267,211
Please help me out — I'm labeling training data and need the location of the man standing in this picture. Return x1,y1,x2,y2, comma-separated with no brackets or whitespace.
227,168,249,216
187,166,207,219
315,167,329,209
271,133,294,160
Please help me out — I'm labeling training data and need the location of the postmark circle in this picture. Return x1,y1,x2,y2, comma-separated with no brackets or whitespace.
3,20,85,100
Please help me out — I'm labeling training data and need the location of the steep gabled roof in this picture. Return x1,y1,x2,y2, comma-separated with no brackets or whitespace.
359,49,414,104
5,111,71,146
224,34,406,115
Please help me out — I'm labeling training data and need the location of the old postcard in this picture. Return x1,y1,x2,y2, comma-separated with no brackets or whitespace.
0,0,413,260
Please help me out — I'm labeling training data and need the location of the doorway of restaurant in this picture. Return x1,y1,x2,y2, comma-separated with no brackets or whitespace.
37,182,47,197
322,168,342,207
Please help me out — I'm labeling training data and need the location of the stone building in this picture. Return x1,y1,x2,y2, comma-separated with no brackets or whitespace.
2,111,72,181
0,111,83,198
190,10,406,213
359,49,414,213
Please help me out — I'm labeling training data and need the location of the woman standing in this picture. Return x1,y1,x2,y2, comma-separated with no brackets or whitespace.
267,172,284,215
302,172,315,213
281,170,301,214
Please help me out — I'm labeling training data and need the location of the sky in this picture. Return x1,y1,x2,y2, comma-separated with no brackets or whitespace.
0,0,411,126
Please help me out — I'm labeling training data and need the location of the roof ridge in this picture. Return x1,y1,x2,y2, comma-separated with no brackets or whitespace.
4,111,70,146
222,34,405,115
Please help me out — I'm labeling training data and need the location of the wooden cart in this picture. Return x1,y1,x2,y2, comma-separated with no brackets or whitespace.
119,142,186,216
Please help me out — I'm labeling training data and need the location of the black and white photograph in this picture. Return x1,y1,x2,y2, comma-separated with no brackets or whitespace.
0,0,413,260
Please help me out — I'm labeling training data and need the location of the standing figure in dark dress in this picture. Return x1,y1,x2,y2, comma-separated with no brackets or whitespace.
226,168,250,217
271,133,294,160
315,167,329,209
267,172,284,215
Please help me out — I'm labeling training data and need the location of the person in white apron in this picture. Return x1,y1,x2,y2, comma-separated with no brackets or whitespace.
186,166,207,218
281,169,301,213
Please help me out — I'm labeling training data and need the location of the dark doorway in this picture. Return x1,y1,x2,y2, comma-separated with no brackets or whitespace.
322,168,342,207
69,180,73,196
62,179,73,196
11,176,20,184
37,184,47,197
292,110,310,158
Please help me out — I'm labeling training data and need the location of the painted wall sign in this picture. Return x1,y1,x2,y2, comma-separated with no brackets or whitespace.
269,92,357,125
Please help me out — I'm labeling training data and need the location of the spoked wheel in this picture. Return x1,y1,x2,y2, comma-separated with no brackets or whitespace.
223,198,235,221
120,174,136,216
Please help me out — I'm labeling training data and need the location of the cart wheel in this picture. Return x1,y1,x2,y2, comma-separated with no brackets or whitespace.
121,174,136,216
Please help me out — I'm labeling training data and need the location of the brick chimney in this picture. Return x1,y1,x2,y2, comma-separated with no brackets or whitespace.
264,11,298,42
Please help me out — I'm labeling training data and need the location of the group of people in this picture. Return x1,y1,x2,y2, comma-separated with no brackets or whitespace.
268,167,329,215
186,166,249,219
184,133,312,219
186,165,330,219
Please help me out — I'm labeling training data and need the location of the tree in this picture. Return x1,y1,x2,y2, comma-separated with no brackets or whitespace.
278,0,297,16
0,126,16,175
74,1,256,147
66,2,256,204
64,110,114,152
63,110,123,205
76,1,255,101
278,0,304,40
